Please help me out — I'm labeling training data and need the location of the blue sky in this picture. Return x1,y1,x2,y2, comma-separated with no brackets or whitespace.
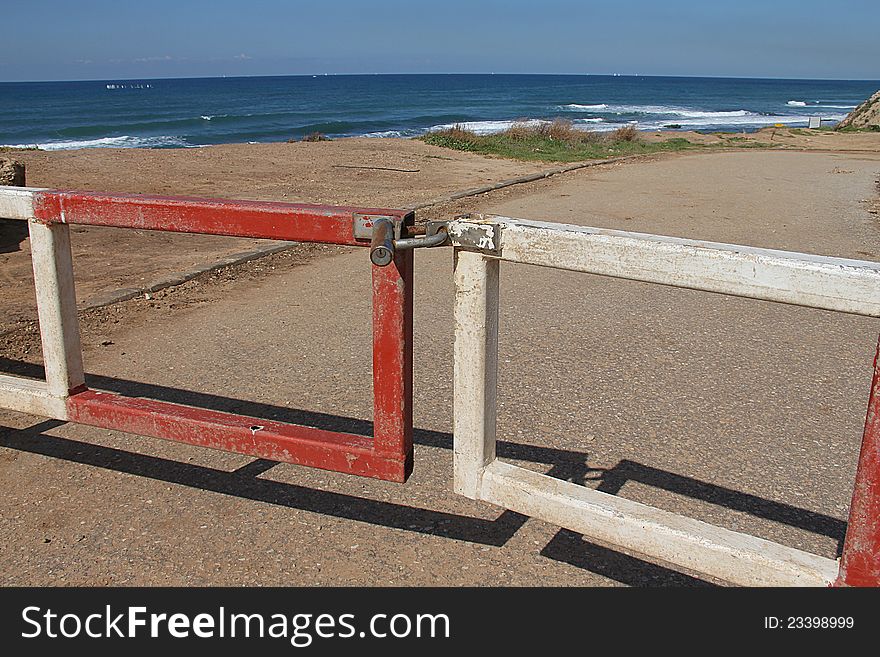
2,0,878,81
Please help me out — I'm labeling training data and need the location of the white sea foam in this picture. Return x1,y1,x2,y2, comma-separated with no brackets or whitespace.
787,100,807,106
423,108,849,136
363,128,423,138
365,130,406,138
428,119,548,135
563,103,608,110
371,96,854,141
634,112,847,130
613,105,752,118
563,103,756,118
364,130,405,138
1,135,193,150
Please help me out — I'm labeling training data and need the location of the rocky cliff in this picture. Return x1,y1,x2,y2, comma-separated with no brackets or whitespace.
837,89,880,129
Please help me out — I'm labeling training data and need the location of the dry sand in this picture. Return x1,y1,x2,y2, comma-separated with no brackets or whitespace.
1,138,547,334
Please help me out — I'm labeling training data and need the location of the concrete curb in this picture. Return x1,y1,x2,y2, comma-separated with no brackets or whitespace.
79,242,296,311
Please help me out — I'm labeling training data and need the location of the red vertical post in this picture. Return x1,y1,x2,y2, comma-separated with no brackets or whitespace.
836,335,880,586
371,248,414,482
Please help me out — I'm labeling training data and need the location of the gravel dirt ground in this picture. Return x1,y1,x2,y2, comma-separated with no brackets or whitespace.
1,141,880,586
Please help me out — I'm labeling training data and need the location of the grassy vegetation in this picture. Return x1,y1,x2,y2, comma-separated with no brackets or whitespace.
419,119,699,162
717,135,776,147
786,125,879,134
836,124,880,133
0,145,40,152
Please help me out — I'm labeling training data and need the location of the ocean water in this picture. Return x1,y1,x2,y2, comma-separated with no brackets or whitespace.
0,74,877,150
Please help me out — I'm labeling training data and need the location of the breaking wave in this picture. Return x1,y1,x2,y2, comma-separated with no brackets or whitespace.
563,103,755,118
428,119,549,135
1,135,195,150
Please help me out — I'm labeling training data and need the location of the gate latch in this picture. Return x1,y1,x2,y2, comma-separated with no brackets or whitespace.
362,218,450,267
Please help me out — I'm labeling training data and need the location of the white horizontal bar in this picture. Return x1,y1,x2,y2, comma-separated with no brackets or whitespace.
480,460,838,586
455,217,880,317
0,374,68,419
0,187,45,221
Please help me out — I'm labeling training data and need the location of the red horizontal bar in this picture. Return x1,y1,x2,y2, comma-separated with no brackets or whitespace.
33,191,410,246
67,390,409,482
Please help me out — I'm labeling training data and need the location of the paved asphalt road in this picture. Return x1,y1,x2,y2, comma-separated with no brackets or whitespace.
2,150,879,586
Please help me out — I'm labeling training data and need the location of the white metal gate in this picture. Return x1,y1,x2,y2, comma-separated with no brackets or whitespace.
449,215,880,586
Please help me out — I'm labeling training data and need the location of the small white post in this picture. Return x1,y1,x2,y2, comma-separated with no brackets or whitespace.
28,220,85,400
453,250,500,498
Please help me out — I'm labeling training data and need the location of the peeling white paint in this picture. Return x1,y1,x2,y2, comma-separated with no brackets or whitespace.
0,374,68,420
451,216,880,317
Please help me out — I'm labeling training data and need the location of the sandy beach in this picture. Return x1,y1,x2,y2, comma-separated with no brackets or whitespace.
2,132,880,585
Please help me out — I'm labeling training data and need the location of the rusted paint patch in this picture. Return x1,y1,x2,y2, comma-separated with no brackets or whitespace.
370,248,414,479
836,336,880,586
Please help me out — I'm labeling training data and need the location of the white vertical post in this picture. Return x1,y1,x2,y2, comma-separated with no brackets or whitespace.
28,220,85,400
453,250,499,498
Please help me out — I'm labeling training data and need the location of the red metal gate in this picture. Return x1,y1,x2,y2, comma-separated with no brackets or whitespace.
11,190,414,482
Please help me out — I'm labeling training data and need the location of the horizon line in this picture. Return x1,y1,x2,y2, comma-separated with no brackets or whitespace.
2,72,879,84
